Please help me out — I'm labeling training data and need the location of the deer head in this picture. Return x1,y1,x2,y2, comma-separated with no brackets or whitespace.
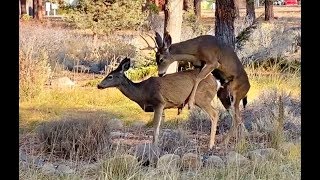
97,57,131,89
155,31,175,77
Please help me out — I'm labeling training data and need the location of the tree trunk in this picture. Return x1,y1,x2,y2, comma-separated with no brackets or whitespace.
20,0,27,16
194,0,201,22
215,0,237,49
234,0,240,18
183,0,192,11
246,0,256,25
164,0,183,74
265,0,274,21
155,0,159,7
33,0,37,18
33,0,43,20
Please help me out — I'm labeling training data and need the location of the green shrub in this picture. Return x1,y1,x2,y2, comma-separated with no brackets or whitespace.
66,0,148,35
126,65,158,81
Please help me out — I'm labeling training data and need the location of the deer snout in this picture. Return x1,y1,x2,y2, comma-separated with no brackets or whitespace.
97,84,104,89
158,73,165,77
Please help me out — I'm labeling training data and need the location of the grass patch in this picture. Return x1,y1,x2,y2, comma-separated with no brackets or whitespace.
19,87,190,133
245,67,300,100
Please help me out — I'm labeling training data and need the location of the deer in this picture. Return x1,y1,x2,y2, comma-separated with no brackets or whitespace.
97,57,220,150
148,32,251,144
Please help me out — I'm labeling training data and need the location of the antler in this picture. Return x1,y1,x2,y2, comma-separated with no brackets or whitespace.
139,33,158,53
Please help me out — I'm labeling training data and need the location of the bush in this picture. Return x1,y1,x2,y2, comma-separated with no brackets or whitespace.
101,154,140,179
236,22,301,65
181,11,211,40
37,117,111,161
19,47,51,101
187,106,212,134
126,65,157,81
66,0,148,35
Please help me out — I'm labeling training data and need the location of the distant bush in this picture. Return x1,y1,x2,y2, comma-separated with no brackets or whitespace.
126,65,157,81
66,0,148,35
176,11,211,41
236,22,301,65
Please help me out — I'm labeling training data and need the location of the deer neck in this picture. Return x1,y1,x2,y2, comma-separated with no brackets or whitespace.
117,76,143,103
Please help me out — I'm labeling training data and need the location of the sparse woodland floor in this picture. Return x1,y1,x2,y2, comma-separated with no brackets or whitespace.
19,6,301,180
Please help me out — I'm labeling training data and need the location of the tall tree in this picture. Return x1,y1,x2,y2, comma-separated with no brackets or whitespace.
194,0,201,22
234,0,240,18
20,0,27,16
183,0,193,11
164,0,183,74
215,0,237,49
265,0,274,21
33,0,43,20
246,0,256,25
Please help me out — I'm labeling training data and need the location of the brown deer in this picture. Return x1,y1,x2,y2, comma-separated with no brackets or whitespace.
153,32,250,144
97,57,220,150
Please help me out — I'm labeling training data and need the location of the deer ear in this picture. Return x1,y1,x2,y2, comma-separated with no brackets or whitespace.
163,31,172,48
121,57,131,72
115,57,131,73
155,32,163,48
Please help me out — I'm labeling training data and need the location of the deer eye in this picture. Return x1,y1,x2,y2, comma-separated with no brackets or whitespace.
107,75,113,80
159,59,164,63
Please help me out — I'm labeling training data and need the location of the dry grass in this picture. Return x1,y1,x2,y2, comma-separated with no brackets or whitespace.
37,117,111,162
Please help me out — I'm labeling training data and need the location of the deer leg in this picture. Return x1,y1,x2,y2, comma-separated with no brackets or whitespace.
221,95,241,145
153,105,164,146
161,111,166,125
188,63,217,109
206,105,219,150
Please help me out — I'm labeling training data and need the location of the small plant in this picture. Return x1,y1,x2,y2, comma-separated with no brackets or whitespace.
20,14,32,21
101,154,141,179
19,48,51,101
271,95,285,149
148,3,160,14
235,138,252,154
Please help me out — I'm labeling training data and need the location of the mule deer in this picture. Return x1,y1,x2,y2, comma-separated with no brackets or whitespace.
152,32,251,144
97,57,220,150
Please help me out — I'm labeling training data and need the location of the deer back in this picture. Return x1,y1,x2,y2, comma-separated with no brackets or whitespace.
155,69,217,108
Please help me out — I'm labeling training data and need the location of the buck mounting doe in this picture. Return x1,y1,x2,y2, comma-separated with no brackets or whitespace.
141,31,251,144
97,57,221,150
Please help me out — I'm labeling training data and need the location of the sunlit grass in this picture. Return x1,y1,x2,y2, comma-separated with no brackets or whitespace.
19,66,300,132
245,67,300,100
19,86,190,131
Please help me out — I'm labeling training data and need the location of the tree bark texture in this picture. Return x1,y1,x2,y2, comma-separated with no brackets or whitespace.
164,0,183,74
215,0,237,49
246,0,256,25
33,0,43,20
194,0,201,21
265,0,274,21
20,0,27,16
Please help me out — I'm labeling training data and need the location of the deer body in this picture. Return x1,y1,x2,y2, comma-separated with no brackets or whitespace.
98,58,219,149
154,32,250,144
